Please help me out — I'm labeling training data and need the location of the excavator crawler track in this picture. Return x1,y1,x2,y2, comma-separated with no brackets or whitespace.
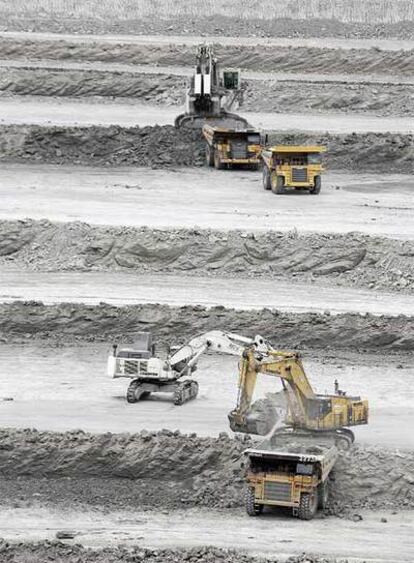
173,380,199,406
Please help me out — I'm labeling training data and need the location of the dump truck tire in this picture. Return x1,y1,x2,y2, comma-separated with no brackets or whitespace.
271,175,285,194
318,482,329,509
298,492,318,520
310,176,321,195
245,487,263,516
335,435,352,451
205,145,214,167
214,150,224,170
262,167,271,190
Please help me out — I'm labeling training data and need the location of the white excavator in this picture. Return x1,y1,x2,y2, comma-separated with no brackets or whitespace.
107,330,269,405
174,44,249,130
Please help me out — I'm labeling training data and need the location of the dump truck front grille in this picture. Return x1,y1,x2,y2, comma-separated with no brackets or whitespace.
263,481,292,502
231,141,247,159
292,168,307,182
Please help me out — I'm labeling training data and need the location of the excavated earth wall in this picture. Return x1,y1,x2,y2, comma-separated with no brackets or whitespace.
0,429,413,513
0,302,413,352
1,69,413,117
1,14,413,39
0,39,413,78
1,221,413,292
0,124,412,173
0,542,334,563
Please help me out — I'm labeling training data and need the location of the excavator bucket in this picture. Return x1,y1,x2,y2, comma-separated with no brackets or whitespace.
228,410,274,436
175,112,250,130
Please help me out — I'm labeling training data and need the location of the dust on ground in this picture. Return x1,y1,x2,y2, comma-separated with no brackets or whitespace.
0,220,413,293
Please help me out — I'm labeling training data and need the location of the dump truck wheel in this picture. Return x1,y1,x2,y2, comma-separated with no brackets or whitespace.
262,167,271,190
298,492,318,520
271,174,285,194
318,482,329,509
335,436,352,451
245,487,263,516
205,145,214,167
214,150,224,170
126,380,143,403
310,176,321,195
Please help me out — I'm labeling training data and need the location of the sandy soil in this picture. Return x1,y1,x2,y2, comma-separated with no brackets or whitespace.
1,506,413,562
0,345,412,449
1,31,413,51
1,165,413,240
0,95,412,133
0,271,413,316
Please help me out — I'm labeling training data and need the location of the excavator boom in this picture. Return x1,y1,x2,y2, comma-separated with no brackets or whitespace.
229,348,368,448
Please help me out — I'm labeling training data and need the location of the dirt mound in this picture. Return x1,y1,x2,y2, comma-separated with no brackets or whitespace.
0,302,413,352
0,429,413,513
0,124,205,168
2,68,413,118
1,38,412,77
1,220,413,293
0,124,412,173
0,12,413,38
0,542,333,563
0,68,186,105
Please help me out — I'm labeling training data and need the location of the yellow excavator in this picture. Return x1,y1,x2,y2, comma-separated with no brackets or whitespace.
228,347,368,450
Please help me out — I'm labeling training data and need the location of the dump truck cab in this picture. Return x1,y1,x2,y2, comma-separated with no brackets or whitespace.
261,145,326,195
202,124,262,170
244,431,338,520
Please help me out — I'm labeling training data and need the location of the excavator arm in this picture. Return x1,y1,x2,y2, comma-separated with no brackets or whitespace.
229,349,368,441
229,348,315,434
168,330,269,376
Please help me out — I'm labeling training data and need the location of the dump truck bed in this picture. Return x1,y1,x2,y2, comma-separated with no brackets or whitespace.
245,432,339,468
265,145,326,154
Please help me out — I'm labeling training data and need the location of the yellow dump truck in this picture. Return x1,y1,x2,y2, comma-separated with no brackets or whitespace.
261,145,326,194
202,124,262,169
244,431,338,520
